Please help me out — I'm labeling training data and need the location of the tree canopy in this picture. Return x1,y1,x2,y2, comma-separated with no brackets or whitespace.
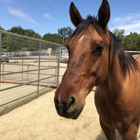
7,26,41,39
58,26,74,45
112,29,140,51
123,32,140,51
112,28,125,41
43,33,62,44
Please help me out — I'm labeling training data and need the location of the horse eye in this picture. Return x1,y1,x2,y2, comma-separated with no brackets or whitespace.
93,45,104,55
96,45,104,52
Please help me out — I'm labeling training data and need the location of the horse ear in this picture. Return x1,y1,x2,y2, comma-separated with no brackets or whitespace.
98,0,110,31
69,2,84,27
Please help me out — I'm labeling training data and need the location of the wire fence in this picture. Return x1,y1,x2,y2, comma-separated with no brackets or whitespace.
0,30,61,108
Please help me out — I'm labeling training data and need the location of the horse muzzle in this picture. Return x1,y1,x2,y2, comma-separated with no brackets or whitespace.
54,96,84,119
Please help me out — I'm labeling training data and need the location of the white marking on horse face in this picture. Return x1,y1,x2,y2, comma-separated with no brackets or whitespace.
78,35,85,44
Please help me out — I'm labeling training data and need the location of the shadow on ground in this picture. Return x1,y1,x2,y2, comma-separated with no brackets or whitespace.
95,130,122,140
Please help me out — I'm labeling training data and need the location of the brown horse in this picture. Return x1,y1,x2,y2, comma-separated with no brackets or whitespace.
54,0,140,139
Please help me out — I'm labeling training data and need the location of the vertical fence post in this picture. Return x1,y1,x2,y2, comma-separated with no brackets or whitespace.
37,41,41,98
0,32,2,82
21,57,23,84
56,46,61,87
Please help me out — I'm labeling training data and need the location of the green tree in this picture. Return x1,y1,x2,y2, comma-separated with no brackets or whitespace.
24,29,41,39
123,32,140,51
58,26,74,45
112,28,125,40
0,26,6,51
3,26,42,51
42,33,61,50
8,26,41,39
0,26,4,30
112,28,125,49
8,26,24,35
43,33,61,44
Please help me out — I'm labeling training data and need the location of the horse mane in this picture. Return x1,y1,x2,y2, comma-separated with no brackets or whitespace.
70,15,138,76
109,31,138,75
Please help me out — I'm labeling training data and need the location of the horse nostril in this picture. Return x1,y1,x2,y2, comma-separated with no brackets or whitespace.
66,97,75,111
68,97,75,105
54,96,76,115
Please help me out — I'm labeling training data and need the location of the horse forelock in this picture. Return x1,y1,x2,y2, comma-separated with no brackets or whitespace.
69,15,105,41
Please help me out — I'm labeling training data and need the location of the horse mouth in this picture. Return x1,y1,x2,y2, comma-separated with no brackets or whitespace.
56,106,84,119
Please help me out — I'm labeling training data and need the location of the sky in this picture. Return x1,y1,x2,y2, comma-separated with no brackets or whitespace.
0,0,140,36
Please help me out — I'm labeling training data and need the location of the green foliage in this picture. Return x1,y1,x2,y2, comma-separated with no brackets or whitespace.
2,34,39,52
8,26,24,35
122,32,140,51
43,33,61,44
0,26,6,51
0,26,4,30
112,29,140,51
58,26,74,45
112,28,125,40
7,26,42,39
1,26,41,52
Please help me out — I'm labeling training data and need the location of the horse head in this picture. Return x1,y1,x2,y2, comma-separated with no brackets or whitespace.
54,0,111,119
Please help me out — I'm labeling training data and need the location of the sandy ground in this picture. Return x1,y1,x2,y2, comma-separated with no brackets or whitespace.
0,89,123,140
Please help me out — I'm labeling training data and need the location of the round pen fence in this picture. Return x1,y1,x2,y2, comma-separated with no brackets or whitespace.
0,30,61,115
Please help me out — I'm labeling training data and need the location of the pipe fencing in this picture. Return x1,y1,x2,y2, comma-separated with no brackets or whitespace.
0,30,61,108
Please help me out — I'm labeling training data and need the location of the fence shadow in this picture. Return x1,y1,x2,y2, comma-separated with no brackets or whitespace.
0,87,54,116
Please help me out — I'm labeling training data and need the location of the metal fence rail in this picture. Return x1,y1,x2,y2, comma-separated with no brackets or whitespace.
0,30,61,108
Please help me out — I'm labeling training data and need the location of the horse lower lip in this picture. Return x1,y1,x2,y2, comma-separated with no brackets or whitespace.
57,107,84,119
72,107,84,119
